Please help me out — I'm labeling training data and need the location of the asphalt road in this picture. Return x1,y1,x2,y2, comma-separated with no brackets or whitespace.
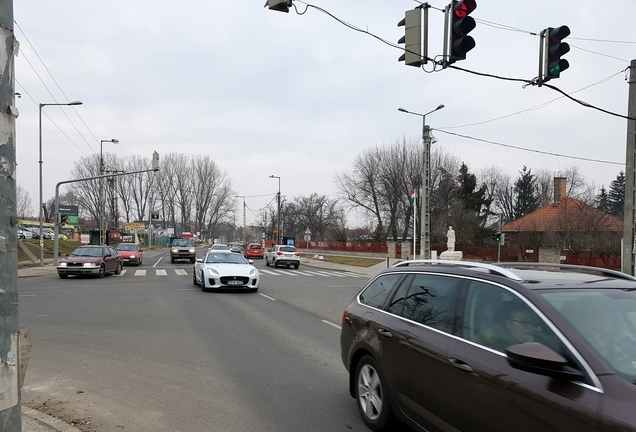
18,248,394,432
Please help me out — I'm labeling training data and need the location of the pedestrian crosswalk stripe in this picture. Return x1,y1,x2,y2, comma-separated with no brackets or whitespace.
156,269,167,276
134,270,147,276
120,270,127,276
276,269,297,276
259,269,278,275
175,269,188,276
302,270,332,277
313,270,347,278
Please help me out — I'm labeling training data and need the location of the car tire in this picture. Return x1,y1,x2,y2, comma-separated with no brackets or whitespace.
265,258,270,267
114,262,122,275
250,287,258,293
273,259,277,268
355,355,396,431
97,265,106,278
193,271,198,286
200,273,208,292
294,264,300,269
171,257,175,264
190,258,196,263
58,273,68,279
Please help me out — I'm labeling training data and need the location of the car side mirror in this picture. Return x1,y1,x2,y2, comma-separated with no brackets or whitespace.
505,342,583,381
196,258,203,263
248,260,254,264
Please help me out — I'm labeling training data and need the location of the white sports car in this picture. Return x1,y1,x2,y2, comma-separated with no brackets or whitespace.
193,250,259,292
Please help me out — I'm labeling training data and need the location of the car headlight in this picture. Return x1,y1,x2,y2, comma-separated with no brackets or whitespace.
189,248,196,253
171,249,178,253
130,254,136,259
58,262,67,267
249,268,257,277
205,267,219,276
83,262,98,268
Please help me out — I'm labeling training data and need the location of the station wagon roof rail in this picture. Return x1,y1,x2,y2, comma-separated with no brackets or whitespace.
496,262,636,281
392,259,523,281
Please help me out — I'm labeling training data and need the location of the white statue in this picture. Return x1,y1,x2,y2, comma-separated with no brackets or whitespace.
446,226,455,252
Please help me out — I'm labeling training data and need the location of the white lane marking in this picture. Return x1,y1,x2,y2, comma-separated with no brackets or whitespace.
134,270,147,276
313,271,347,278
175,269,188,276
153,257,163,267
120,269,128,276
258,293,277,301
156,269,167,276
19,295,37,297
322,320,342,330
177,288,198,291
276,270,297,276
302,270,331,277
259,270,280,275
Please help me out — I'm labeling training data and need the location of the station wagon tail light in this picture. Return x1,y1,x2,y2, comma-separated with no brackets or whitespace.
341,308,349,328
276,251,283,255
294,252,300,256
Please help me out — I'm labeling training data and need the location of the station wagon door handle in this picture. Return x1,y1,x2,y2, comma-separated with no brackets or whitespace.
378,328,393,338
448,358,473,373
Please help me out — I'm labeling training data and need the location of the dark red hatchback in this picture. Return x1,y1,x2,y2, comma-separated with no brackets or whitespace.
57,245,123,278
340,260,636,432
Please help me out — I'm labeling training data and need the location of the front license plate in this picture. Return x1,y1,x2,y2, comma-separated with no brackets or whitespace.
227,280,243,285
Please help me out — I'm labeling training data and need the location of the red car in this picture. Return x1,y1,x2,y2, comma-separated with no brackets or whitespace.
116,243,144,266
57,245,123,278
244,243,264,259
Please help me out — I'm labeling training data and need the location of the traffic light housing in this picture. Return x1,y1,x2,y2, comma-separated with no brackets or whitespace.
493,232,501,243
446,0,477,65
61,214,68,225
397,8,424,67
541,26,570,83
265,0,292,13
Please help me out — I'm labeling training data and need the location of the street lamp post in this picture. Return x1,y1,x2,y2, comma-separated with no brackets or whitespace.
398,104,445,260
100,139,119,245
269,175,281,245
38,100,82,266
234,195,246,243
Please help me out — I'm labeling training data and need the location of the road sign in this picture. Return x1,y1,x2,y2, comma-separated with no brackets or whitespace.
67,216,79,224
304,227,312,235
304,234,311,242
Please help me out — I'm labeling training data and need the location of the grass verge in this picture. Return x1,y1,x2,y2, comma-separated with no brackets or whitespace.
317,255,384,268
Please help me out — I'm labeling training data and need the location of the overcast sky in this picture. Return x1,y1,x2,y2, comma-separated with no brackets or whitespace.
12,0,636,227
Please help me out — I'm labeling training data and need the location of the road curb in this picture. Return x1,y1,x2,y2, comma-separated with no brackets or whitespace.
22,406,83,432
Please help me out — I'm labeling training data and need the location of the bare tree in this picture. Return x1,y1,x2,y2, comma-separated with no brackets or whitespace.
68,155,101,223
16,184,33,218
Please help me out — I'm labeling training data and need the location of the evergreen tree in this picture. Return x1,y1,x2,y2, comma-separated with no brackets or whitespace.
608,171,625,217
513,166,539,219
596,186,610,213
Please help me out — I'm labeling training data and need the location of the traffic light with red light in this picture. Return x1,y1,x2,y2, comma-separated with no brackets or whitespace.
445,0,477,65
540,26,570,84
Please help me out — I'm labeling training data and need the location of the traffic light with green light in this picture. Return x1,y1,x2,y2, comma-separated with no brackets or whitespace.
541,26,570,83
447,0,477,65
493,232,501,243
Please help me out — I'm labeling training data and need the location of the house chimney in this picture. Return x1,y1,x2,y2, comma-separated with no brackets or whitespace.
554,177,566,203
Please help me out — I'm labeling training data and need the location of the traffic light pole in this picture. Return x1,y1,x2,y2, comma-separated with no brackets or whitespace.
53,166,159,266
622,59,636,275
421,123,431,259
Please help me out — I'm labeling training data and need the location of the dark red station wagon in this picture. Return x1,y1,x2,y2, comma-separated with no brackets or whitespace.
340,260,636,432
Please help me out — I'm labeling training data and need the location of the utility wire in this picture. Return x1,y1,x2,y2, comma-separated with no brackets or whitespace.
15,78,90,157
432,128,624,165
14,20,98,154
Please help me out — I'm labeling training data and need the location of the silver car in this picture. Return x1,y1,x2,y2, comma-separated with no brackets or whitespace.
193,250,259,292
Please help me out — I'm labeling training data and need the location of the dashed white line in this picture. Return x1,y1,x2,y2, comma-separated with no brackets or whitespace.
153,257,163,267
321,320,341,330
258,293,277,301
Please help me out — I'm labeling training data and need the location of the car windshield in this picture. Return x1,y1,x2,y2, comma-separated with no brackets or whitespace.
250,245,261,250
173,240,193,247
117,244,138,251
279,247,296,253
211,245,230,250
540,289,636,383
205,253,247,264
70,247,103,257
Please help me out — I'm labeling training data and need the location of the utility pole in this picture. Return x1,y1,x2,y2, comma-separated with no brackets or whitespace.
622,59,636,275
0,0,23,429
421,124,431,259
